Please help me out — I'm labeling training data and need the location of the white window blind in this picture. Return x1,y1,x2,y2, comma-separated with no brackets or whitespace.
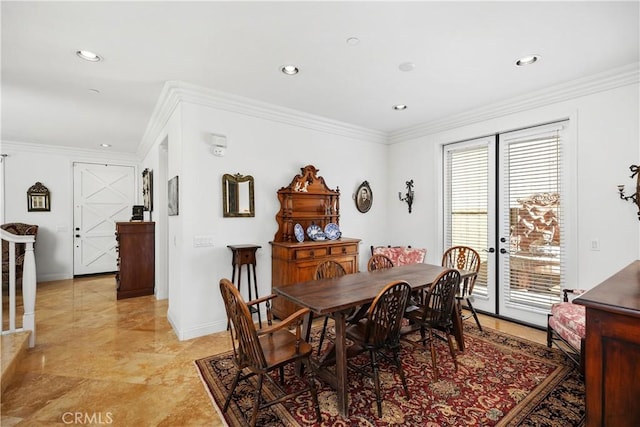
444,141,490,296
502,121,566,310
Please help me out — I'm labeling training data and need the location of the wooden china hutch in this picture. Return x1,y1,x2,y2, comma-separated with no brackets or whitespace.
270,165,360,319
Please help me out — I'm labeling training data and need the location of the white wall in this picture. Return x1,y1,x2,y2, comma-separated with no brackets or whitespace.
388,82,640,292
142,89,389,340
1,142,137,282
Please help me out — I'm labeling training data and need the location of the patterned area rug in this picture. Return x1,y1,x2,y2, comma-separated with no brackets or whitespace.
195,324,584,426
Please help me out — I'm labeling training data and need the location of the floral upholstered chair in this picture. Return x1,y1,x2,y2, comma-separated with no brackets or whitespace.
370,245,426,266
547,288,586,373
2,223,39,287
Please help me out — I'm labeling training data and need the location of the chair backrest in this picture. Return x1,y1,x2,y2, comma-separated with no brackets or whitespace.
219,278,267,369
314,260,347,280
364,280,411,347
420,269,461,327
441,246,480,293
371,245,426,266
367,254,394,271
2,223,38,258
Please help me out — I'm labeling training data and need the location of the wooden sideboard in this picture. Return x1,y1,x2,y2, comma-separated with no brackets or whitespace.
270,238,360,319
115,222,155,300
574,260,640,426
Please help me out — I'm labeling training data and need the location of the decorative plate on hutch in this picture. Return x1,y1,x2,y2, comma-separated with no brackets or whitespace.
306,223,322,240
324,223,341,240
294,223,305,242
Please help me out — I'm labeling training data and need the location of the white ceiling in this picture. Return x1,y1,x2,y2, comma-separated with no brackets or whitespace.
2,1,638,154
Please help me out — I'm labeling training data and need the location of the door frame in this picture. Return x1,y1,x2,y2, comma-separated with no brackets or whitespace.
438,115,578,327
72,161,138,276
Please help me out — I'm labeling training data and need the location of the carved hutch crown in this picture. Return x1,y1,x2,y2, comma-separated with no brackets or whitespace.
273,165,340,242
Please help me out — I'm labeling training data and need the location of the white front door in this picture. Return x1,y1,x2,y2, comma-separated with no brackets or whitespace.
73,163,136,275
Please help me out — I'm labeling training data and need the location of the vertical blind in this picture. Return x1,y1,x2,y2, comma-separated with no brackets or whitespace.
444,141,490,296
502,121,566,310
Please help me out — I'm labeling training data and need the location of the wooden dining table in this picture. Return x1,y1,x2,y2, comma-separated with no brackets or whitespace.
273,262,476,416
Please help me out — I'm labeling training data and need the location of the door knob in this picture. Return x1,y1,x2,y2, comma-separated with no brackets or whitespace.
500,237,507,243
75,234,80,238
483,247,495,253
500,248,508,254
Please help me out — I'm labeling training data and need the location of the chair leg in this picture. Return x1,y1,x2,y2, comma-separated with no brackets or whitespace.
317,316,330,355
223,369,242,412
446,333,458,372
428,330,439,381
304,359,322,421
466,297,482,331
370,350,383,417
546,314,553,348
250,374,264,427
392,347,411,399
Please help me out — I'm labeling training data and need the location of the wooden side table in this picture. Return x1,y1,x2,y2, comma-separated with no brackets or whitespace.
227,244,263,326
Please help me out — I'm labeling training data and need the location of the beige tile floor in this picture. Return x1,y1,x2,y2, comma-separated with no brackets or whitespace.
1,274,547,426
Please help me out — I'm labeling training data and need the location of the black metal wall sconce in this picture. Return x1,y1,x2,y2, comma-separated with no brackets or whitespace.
618,164,640,220
399,179,414,213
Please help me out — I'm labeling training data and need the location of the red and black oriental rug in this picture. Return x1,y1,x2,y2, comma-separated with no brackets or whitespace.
195,325,584,426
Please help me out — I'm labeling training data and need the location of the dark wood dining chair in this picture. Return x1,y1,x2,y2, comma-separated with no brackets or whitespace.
441,246,482,330
402,269,461,381
367,254,394,271
346,280,412,417
219,278,321,426
314,260,347,355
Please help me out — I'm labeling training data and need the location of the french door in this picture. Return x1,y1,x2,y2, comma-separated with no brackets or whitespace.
444,121,568,327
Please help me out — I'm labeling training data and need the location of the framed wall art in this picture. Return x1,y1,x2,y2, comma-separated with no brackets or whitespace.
355,181,372,213
27,181,50,212
168,176,179,216
142,168,153,212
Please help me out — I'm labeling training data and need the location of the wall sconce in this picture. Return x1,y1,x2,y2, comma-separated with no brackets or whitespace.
618,164,640,220
399,179,414,213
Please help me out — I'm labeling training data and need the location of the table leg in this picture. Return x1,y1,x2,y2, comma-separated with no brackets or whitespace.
334,311,348,416
453,300,465,351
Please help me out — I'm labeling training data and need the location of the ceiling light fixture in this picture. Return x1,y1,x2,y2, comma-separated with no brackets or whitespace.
281,65,299,75
515,54,540,67
100,143,111,148
346,37,360,46
393,104,407,111
76,50,102,62
88,88,101,94
398,62,415,72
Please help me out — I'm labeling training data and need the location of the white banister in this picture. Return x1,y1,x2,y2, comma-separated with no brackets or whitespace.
1,229,37,347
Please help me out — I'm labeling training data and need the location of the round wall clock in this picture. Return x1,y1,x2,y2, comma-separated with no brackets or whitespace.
355,181,373,213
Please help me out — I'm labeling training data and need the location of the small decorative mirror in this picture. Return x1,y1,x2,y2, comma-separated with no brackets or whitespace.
222,173,255,217
27,181,50,212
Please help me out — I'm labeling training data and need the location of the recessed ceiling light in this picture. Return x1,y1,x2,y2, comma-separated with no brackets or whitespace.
515,54,540,67
76,50,102,62
281,65,299,75
100,143,111,148
346,37,360,46
393,104,407,111
398,62,415,72
88,88,101,94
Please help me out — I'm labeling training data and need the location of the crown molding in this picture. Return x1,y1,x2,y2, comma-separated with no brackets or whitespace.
389,62,640,143
2,139,137,164
137,80,388,159
138,63,639,156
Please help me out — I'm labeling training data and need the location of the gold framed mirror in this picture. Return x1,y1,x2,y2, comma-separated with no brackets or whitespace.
222,173,255,217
